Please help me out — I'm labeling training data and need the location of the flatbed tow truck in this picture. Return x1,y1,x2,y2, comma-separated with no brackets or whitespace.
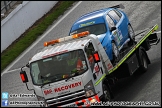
20,24,159,107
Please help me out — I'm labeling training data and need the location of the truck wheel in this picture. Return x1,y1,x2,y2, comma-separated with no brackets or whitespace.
102,84,111,101
111,42,119,65
139,50,148,72
128,24,136,46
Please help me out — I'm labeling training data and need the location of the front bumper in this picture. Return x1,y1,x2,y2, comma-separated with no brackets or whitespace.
48,94,100,107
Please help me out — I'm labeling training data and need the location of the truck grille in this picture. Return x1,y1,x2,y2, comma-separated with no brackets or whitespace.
46,90,86,107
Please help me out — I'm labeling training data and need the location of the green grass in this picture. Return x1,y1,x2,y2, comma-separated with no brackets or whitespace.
1,1,77,72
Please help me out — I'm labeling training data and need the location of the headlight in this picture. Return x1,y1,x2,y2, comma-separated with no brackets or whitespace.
84,80,95,97
90,98,97,103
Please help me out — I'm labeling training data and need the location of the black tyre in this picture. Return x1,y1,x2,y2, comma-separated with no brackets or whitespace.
111,42,119,65
102,84,111,101
128,24,136,46
139,50,148,72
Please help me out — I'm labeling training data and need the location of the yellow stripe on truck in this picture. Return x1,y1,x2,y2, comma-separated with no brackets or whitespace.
95,73,106,86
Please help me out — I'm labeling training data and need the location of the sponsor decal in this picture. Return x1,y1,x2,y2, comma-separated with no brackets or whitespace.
79,21,95,28
44,89,53,95
94,65,102,76
107,63,113,70
94,65,100,72
43,82,82,95
54,82,82,92
118,30,123,40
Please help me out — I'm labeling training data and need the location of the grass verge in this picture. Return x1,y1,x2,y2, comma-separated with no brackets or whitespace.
1,1,77,72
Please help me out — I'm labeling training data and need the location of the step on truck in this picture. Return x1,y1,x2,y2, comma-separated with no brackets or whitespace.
20,24,159,107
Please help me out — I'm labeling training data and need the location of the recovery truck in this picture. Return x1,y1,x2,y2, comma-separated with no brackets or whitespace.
20,24,159,107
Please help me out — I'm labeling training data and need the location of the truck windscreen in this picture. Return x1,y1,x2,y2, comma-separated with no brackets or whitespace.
30,49,88,85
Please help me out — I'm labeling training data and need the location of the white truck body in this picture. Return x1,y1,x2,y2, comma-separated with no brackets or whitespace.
27,33,113,107
20,24,159,107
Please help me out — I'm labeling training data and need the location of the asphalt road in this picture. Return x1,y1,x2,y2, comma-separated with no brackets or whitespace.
1,1,161,107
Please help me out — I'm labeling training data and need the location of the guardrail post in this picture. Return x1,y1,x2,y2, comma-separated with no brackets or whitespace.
4,1,8,12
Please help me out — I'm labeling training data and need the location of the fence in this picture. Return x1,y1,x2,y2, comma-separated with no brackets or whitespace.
1,1,23,20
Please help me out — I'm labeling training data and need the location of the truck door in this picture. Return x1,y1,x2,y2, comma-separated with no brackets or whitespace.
85,42,104,82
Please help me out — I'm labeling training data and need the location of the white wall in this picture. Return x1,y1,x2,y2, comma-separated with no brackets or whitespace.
1,1,58,53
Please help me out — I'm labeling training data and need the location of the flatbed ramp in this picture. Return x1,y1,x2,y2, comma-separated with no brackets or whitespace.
108,24,159,74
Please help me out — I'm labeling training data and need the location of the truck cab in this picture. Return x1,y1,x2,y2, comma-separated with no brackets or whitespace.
20,31,114,107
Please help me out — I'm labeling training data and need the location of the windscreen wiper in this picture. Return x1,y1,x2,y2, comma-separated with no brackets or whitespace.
65,76,74,82
40,76,52,88
65,72,79,82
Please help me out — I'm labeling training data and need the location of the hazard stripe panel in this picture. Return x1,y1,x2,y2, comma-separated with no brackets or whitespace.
59,94,100,107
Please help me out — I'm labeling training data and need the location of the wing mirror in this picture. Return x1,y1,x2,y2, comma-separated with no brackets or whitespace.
110,27,116,32
20,70,28,83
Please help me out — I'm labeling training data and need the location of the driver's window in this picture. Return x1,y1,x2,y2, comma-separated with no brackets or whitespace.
108,10,121,22
85,42,95,71
31,62,41,84
106,14,115,29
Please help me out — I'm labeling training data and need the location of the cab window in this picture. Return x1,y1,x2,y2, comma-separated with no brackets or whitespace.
108,10,121,22
85,42,95,71
106,14,115,29
114,9,122,18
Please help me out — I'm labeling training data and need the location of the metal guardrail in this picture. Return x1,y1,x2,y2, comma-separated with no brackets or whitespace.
1,1,22,19
1,1,11,12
